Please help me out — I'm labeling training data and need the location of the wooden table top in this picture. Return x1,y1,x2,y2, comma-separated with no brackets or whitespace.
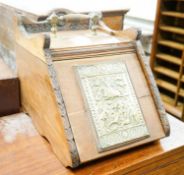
0,0,129,16
0,113,184,175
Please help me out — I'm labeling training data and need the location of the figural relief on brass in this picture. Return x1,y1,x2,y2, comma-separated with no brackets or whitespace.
75,61,150,151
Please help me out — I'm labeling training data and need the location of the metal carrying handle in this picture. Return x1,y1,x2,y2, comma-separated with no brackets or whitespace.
47,12,89,35
45,12,141,40
19,11,141,40
46,12,116,35
20,11,114,35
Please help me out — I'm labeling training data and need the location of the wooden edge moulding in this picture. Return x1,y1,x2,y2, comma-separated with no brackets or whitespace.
14,10,170,168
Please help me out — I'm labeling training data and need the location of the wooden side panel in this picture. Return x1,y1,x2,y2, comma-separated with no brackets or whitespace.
16,44,73,167
54,53,166,163
102,10,128,30
103,15,123,30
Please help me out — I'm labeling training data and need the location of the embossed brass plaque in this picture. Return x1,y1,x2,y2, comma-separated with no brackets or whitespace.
75,61,150,151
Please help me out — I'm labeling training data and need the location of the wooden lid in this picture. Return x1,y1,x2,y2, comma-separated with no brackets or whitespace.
50,30,130,49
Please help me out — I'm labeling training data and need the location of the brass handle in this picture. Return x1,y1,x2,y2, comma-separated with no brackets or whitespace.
47,13,90,35
47,12,59,35
19,11,116,36
46,12,115,35
19,11,141,40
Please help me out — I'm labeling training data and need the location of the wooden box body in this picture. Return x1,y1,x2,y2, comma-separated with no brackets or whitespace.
14,13,170,167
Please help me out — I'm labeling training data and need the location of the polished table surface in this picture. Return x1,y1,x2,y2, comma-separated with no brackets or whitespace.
0,113,184,175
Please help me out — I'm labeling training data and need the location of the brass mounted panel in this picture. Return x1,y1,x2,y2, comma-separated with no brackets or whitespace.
75,61,150,151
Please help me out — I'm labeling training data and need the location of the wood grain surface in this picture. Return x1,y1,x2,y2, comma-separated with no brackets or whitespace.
0,114,183,175
16,43,74,167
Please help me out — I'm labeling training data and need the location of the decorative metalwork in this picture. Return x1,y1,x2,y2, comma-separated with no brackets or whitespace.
89,12,102,35
46,12,102,35
75,61,150,151
47,12,59,35
21,11,116,35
